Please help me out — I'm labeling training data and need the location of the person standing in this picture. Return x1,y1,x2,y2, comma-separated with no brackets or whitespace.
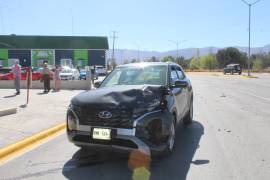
42,63,51,93
12,60,21,95
54,65,61,91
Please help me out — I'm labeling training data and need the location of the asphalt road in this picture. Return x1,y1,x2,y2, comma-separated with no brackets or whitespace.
1,73,270,180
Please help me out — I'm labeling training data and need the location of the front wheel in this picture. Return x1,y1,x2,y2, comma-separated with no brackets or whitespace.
163,121,176,156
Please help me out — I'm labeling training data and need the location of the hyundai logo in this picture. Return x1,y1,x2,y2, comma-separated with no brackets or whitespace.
98,111,112,119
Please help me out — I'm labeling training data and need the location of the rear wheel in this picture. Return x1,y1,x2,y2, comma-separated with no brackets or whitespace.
184,98,193,126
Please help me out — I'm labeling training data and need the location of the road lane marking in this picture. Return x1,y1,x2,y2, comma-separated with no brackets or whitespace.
0,123,66,165
238,90,270,102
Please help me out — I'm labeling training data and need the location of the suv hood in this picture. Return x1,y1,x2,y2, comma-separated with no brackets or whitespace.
71,85,165,109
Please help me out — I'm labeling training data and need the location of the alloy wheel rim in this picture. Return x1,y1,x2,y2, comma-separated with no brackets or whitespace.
169,123,175,151
190,103,193,120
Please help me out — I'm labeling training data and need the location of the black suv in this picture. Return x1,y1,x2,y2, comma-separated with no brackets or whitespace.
67,62,193,156
223,64,242,75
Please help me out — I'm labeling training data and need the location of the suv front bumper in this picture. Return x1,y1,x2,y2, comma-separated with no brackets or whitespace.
67,109,172,155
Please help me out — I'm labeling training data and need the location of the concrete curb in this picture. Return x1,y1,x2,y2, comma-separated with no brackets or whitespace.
0,122,66,163
0,107,17,117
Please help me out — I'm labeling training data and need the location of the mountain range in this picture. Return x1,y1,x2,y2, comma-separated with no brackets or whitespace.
108,44,270,64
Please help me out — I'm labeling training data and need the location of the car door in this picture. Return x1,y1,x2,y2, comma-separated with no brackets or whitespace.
176,66,189,116
169,65,185,121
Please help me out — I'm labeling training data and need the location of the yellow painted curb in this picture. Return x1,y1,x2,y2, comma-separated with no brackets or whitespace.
242,75,258,79
0,122,66,163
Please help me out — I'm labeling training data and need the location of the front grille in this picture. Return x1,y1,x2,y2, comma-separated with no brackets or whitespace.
74,107,133,129
74,135,138,149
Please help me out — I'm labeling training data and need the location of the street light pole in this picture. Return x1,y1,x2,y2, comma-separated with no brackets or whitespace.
248,4,251,76
241,0,262,76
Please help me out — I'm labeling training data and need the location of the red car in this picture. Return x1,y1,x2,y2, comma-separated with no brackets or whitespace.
0,68,53,81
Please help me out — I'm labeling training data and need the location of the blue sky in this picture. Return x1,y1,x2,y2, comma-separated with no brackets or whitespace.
0,0,269,51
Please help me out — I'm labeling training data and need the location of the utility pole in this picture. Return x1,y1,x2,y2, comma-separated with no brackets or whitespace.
169,40,187,61
111,31,118,69
241,0,262,76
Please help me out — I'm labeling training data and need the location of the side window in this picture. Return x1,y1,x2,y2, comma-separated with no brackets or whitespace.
176,66,185,80
170,66,179,84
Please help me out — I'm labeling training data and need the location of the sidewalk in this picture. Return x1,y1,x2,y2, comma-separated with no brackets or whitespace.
0,89,83,148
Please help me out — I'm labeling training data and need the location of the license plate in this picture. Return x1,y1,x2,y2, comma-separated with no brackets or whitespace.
92,128,111,140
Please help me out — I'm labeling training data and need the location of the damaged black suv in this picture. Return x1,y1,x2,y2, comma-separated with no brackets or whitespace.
67,62,193,156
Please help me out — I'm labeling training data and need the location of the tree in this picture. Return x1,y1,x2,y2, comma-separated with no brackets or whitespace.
161,56,174,62
189,57,200,70
251,52,270,69
216,47,247,68
123,59,129,64
147,56,159,62
175,56,189,69
200,55,218,70
252,58,263,71
131,59,137,63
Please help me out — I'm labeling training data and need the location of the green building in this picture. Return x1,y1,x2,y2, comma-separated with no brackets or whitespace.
0,35,109,68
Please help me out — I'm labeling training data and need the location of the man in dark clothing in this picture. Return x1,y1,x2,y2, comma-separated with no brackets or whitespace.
42,63,51,93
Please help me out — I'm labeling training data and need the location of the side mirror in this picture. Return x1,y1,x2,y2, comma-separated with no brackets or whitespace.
174,80,188,88
94,81,101,88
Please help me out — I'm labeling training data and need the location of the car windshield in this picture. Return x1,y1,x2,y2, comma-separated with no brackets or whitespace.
61,69,72,73
100,65,167,87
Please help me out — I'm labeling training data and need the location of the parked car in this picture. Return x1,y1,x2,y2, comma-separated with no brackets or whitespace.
79,69,98,80
0,72,13,80
0,67,49,80
0,67,12,74
60,68,80,80
95,66,107,76
67,62,193,157
223,64,242,75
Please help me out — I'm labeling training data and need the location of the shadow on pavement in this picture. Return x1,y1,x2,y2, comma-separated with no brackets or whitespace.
62,120,204,180
3,94,17,98
37,92,47,95
19,104,28,108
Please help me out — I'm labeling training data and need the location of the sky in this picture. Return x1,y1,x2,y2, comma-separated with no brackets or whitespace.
0,0,269,51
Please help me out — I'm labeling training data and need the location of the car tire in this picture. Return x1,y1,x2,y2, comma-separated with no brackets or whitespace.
184,97,193,126
163,115,176,157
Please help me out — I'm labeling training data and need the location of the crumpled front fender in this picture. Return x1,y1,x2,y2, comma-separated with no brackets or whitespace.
135,109,173,145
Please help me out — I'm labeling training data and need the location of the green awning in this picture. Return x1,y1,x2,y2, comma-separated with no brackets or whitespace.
0,35,109,50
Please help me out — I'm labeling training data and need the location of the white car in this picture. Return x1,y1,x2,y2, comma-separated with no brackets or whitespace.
60,68,80,80
95,66,107,76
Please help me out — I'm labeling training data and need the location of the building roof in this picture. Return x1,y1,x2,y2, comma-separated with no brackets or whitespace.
0,35,109,50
